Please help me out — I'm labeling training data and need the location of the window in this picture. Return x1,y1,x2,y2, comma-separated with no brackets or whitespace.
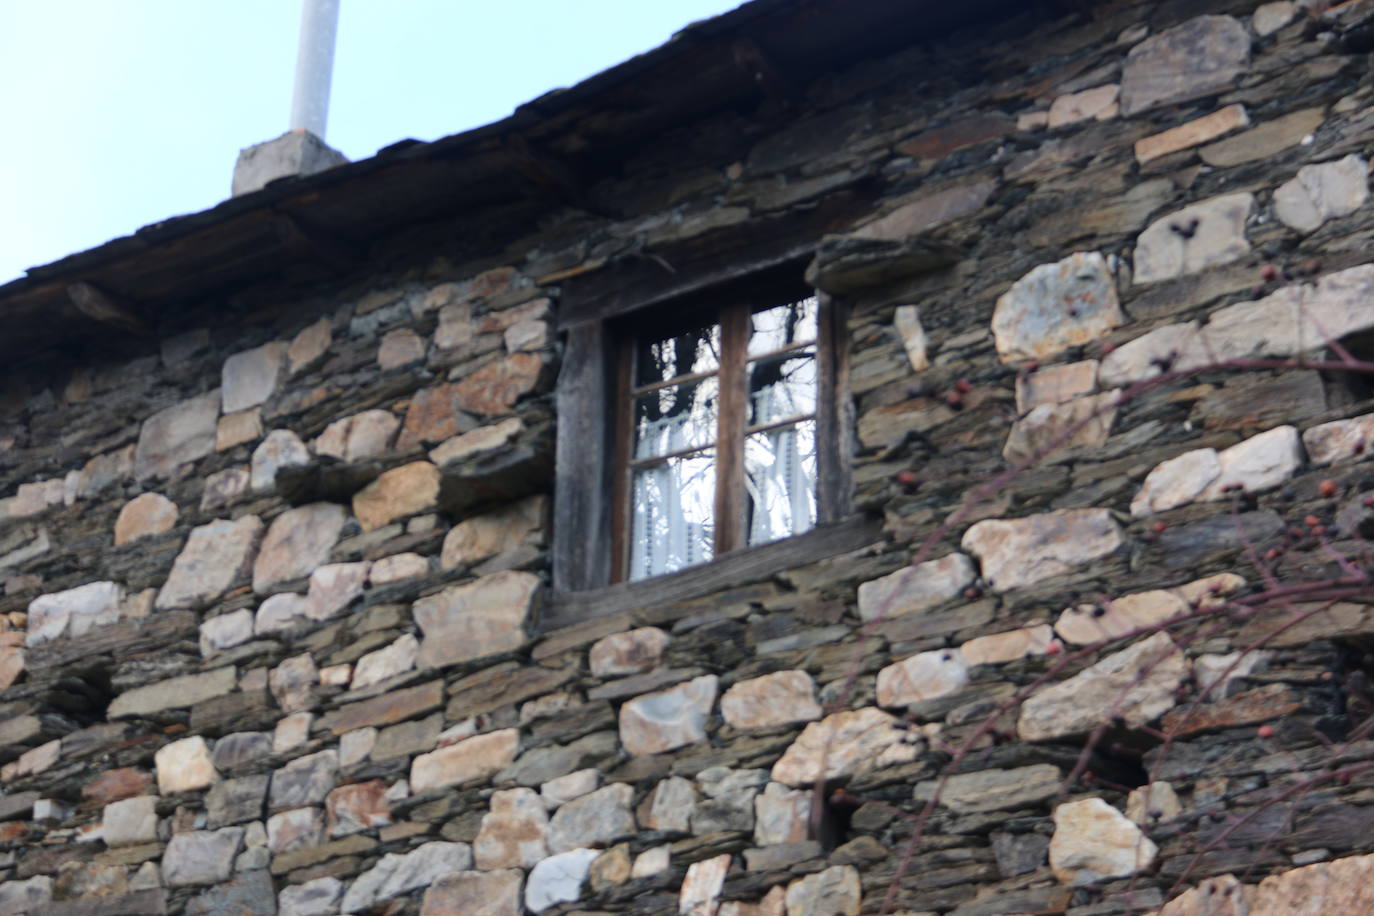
614,296,821,581
550,259,875,621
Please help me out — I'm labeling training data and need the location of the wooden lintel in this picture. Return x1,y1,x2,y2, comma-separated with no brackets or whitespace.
731,37,793,106
65,282,149,334
272,213,360,273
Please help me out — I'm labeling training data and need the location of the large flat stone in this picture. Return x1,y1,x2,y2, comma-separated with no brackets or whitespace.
771,707,920,786
547,783,635,854
913,764,1061,814
162,827,244,887
1018,631,1189,742
252,503,345,593
135,391,220,480
474,787,548,869
342,841,473,914
1274,154,1369,232
962,508,1122,593
28,581,123,646
1050,798,1158,885
991,252,1122,363
109,666,236,719
422,870,523,916
525,848,598,913
411,728,519,792
1133,193,1253,285
1119,15,1250,115
1199,107,1325,168
353,461,441,532
720,670,822,730
618,675,718,756
155,736,218,795
876,649,969,707
114,493,178,546
222,342,287,414
1134,105,1249,164
856,553,975,622
156,516,263,610
413,571,538,668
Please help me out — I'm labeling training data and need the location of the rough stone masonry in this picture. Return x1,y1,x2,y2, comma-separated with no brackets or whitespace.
6,0,1374,913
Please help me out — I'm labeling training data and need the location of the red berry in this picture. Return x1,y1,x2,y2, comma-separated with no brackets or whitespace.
1152,521,1168,534
1304,515,1321,528
896,470,919,487
954,378,972,394
1261,264,1279,282
945,391,963,407
1311,524,1326,537
1257,724,1274,739
1099,342,1117,356
1264,547,1280,561
1046,641,1062,655
963,586,981,600
1320,479,1338,498
1364,495,1374,508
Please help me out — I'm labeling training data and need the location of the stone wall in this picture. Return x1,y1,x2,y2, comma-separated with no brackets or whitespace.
4,1,1374,913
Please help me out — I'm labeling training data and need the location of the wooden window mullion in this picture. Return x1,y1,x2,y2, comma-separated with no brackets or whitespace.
714,303,750,556
609,339,637,584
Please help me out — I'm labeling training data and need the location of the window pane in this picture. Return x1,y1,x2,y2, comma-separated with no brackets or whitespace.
745,421,817,547
630,450,716,580
633,377,718,459
749,296,818,356
748,351,816,426
635,325,720,386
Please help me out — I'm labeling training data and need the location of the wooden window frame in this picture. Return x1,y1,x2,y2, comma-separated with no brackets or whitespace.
548,256,876,627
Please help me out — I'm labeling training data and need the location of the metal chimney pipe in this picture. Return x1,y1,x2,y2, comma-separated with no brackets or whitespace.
289,0,341,139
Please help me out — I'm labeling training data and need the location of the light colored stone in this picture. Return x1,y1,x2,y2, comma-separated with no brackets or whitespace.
1134,104,1250,164
430,417,524,466
1200,107,1324,168
1195,650,1269,698
156,736,217,794
1133,192,1254,285
422,870,523,916
102,795,158,847
352,633,419,690
1003,390,1119,463
411,728,520,792
892,305,928,372
340,728,377,768
1119,15,1250,115
28,580,123,646
326,779,391,837
1048,84,1119,127
1235,852,1374,913
114,492,178,546
619,675,718,756
370,552,429,584
640,776,699,832
1173,572,1245,610
250,429,310,492
524,848,598,913
440,495,544,569
505,319,548,353
199,609,254,657
1304,412,1374,465
452,352,544,416
270,749,338,810
0,877,52,914
267,806,326,854
548,782,635,854
961,624,1057,666
353,461,441,532
680,854,731,916
254,591,311,634
1015,360,1098,413
201,465,249,511
754,782,811,845
1056,589,1188,646
1019,631,1190,742
434,301,474,349
1129,448,1222,516
474,787,549,869
10,478,63,518
962,508,1122,593
288,318,332,375
135,390,220,480
270,652,319,713
108,666,237,719
280,876,343,916
632,846,671,879
215,407,262,451
157,515,263,609
914,764,1062,814
252,503,345,593
1274,154,1369,232
877,649,968,707
162,827,244,887
991,252,1123,363
541,769,600,808
5,739,59,781
854,177,997,240
222,342,287,414
785,865,861,916
274,711,313,753
857,553,975,622
0,648,23,690
414,570,538,668
1125,781,1181,827
1049,797,1158,885
771,708,921,786
721,670,822,730
315,409,400,461
1253,1,1297,35
306,561,371,620
378,328,426,369
342,841,474,913
588,626,671,678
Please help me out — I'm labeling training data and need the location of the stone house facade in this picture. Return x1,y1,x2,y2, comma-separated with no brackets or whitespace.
3,0,1374,912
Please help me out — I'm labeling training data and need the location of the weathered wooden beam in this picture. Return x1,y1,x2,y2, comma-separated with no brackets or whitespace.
65,282,149,334
272,212,360,273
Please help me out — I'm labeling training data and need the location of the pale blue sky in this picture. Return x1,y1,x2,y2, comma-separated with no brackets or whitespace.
0,0,741,284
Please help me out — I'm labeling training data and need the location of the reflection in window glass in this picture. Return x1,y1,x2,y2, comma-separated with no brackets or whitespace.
745,421,817,547
748,351,816,426
630,450,716,580
633,377,718,459
749,296,818,356
635,326,721,386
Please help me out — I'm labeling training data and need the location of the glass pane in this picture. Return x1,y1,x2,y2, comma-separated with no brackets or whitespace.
635,325,720,387
633,377,718,459
748,350,816,426
749,296,818,356
630,450,716,580
745,421,817,547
